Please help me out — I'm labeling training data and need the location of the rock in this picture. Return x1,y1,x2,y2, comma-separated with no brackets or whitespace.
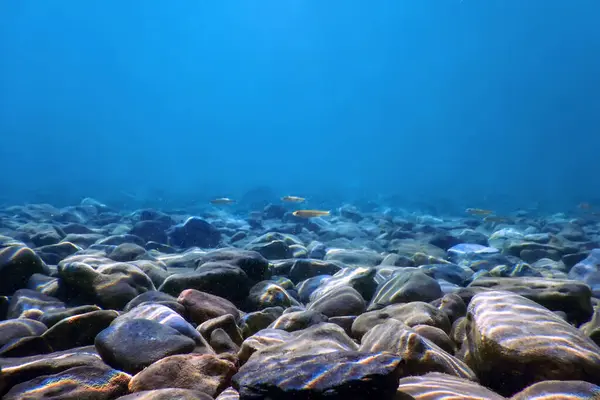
339,205,363,222
0,318,47,347
130,220,171,244
123,290,183,313
95,319,197,374
488,228,525,250
116,389,214,400
296,275,331,303
159,263,250,306
468,276,593,325
27,272,66,298
61,233,105,248
199,314,244,347
388,239,447,259
307,241,327,259
34,241,81,265
412,324,456,354
288,243,307,257
3,365,130,400
464,290,600,396
418,263,474,286
369,270,443,309
167,217,222,248
229,231,246,243
97,234,146,247
156,248,207,269
247,281,301,310
195,248,270,283
178,289,241,325
511,380,600,400
359,319,474,379
431,292,467,324
41,310,118,351
238,307,284,338
489,261,543,278
581,306,600,346
0,346,104,394
0,238,50,295
380,253,414,267
0,335,53,357
129,259,170,288
307,285,365,317
569,248,600,297
233,351,405,400
58,260,155,310
128,354,236,397
396,372,506,400
108,243,147,262
6,288,65,319
448,243,499,262
268,309,328,333
263,203,287,219
237,328,292,364
116,304,208,349
40,307,102,329
29,225,64,247
352,301,451,340
61,223,96,235
273,258,343,283
215,387,239,400
246,239,292,260
562,251,589,269
309,266,377,304
323,248,383,266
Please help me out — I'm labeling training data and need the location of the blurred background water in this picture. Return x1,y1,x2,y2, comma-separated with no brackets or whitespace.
1,0,599,215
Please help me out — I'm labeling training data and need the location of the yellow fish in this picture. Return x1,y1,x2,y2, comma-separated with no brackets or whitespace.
465,208,493,216
292,210,330,218
210,197,235,205
281,196,306,203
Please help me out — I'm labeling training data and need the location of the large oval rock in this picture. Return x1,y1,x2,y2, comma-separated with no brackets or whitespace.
307,285,365,317
352,302,451,340
369,270,443,309
232,351,405,399
511,380,600,400
95,319,196,374
58,260,155,310
159,263,250,306
3,365,130,400
196,248,270,282
359,318,475,380
464,290,600,396
41,310,119,351
0,237,50,295
468,276,593,325
167,217,221,248
128,354,236,397
396,372,506,400
178,289,241,325
0,346,106,394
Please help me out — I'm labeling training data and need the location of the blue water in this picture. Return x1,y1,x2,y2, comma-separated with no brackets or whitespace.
1,1,599,214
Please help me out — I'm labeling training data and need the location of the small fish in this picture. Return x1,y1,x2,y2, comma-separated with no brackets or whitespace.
210,197,235,205
579,202,592,210
466,208,493,216
292,210,330,218
281,196,306,203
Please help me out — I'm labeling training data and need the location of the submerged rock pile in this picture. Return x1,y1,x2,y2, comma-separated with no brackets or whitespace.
1,199,600,399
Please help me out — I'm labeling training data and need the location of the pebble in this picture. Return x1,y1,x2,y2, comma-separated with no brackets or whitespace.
464,290,600,396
